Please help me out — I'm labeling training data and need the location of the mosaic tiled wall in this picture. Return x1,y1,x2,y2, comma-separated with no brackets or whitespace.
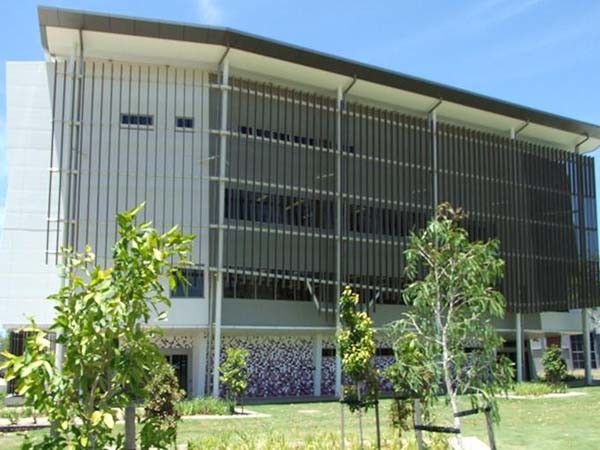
152,334,193,349
221,335,314,398
321,337,395,395
203,333,397,399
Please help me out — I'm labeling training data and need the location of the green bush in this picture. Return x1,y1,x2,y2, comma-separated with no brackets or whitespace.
513,382,567,396
140,363,185,450
220,347,249,413
175,397,231,416
541,345,568,384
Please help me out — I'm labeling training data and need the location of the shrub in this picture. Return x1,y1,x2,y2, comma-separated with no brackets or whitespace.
541,345,568,384
175,397,231,416
220,347,249,413
140,363,185,450
0,204,194,449
513,382,567,396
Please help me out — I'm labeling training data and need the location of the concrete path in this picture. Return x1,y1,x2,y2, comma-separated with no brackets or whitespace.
449,436,491,450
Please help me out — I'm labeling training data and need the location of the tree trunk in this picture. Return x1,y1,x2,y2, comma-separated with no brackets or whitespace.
340,385,346,450
442,340,463,450
125,404,136,450
374,400,381,450
357,385,364,450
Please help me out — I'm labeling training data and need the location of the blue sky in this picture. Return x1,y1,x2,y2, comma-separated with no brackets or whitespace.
1,0,600,227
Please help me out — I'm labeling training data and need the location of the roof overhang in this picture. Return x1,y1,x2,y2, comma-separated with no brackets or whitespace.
38,6,600,153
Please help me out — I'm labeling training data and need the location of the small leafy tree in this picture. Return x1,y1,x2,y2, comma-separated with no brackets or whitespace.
1,204,193,449
337,287,380,448
220,347,249,414
387,203,513,450
140,362,185,449
541,345,567,385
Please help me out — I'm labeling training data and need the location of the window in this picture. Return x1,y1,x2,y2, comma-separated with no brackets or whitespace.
376,348,394,357
165,354,188,394
237,125,353,152
171,269,204,298
121,113,154,127
322,348,336,357
570,334,597,370
176,116,194,130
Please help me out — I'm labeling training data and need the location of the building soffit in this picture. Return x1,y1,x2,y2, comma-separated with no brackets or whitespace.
38,6,600,153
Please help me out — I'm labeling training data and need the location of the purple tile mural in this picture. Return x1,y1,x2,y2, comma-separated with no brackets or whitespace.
321,338,395,395
204,333,396,399
375,356,394,392
221,335,314,398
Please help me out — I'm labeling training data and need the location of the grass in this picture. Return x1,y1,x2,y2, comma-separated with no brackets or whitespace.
1,386,599,449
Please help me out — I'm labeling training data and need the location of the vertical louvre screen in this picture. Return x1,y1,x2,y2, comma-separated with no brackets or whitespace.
437,123,599,312
47,65,599,313
46,60,210,270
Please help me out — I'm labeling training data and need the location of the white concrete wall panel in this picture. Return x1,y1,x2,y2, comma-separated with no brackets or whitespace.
1,62,62,327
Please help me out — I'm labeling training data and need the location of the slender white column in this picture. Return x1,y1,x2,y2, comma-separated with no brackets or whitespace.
335,86,343,397
212,57,229,397
313,334,323,396
510,126,525,384
582,308,593,385
192,333,207,397
430,106,439,209
516,313,524,383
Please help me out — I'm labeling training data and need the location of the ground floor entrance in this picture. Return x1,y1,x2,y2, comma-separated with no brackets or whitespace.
165,354,189,395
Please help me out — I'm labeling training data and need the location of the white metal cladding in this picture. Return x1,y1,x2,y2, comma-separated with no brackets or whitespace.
46,59,210,269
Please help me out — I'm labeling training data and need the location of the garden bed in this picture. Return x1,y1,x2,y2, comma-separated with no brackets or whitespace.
0,416,50,433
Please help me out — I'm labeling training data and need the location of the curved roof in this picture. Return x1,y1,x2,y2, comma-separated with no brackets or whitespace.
38,6,600,152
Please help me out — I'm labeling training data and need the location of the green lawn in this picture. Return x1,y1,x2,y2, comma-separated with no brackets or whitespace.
2,386,599,449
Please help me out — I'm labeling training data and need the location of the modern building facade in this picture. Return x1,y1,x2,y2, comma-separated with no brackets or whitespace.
2,7,600,398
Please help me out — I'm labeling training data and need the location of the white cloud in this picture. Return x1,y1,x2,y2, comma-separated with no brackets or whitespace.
197,0,223,25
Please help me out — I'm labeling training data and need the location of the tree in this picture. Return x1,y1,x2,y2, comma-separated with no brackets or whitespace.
337,287,380,449
541,345,567,385
387,203,513,450
1,203,193,449
140,362,185,450
220,347,249,414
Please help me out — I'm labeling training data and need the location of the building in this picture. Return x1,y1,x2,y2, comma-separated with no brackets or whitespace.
2,7,600,399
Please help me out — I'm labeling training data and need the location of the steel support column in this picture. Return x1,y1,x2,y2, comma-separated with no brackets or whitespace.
510,126,525,383
56,35,85,372
335,86,343,398
313,334,323,396
574,139,593,386
582,308,593,385
429,100,442,210
212,56,229,397
516,312,524,383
